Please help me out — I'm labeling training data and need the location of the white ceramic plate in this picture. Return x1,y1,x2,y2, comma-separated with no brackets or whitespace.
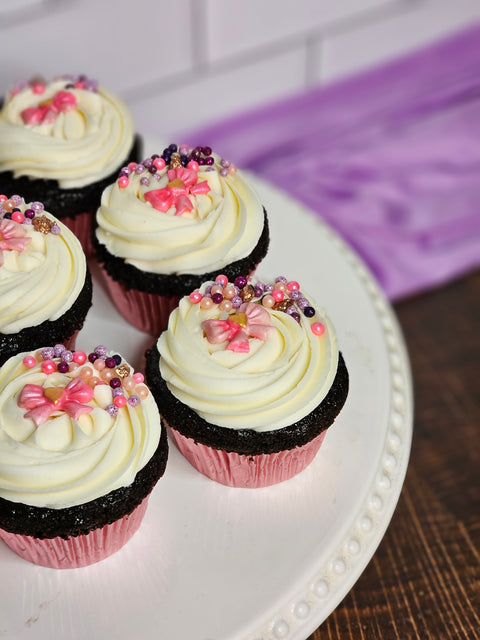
0,175,412,640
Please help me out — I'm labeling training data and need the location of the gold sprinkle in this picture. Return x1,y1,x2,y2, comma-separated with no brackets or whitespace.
115,364,130,379
32,215,53,234
230,312,247,327
240,284,255,302
169,154,182,168
168,178,184,189
273,298,295,312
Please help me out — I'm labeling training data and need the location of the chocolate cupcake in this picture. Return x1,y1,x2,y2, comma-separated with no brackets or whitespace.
146,274,349,488
93,144,269,336
0,74,141,253
0,345,168,568
0,195,92,366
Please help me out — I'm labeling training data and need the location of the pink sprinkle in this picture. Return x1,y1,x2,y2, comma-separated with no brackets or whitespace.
189,290,202,304
287,281,300,292
22,356,36,369
41,360,56,374
153,157,166,170
187,160,199,172
11,211,24,223
118,176,129,188
74,81,86,89
133,372,144,384
32,83,45,95
215,274,228,287
272,290,284,302
128,162,137,171
0,195,7,202
311,322,325,336
114,395,127,408
73,350,87,364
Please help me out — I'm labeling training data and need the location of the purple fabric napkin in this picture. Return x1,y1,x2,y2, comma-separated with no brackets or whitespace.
183,25,480,300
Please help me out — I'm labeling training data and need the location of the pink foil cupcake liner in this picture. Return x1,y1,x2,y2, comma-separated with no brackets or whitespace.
0,496,149,569
101,270,180,335
60,210,94,257
170,427,327,488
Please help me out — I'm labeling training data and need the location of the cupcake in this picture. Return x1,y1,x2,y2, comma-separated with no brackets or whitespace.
93,144,269,336
146,274,349,488
0,74,141,253
0,345,168,568
0,195,92,366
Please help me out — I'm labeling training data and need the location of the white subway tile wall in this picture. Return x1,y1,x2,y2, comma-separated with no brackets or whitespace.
1,0,478,138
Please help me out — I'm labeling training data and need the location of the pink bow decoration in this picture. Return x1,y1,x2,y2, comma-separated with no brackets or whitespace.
18,377,94,427
0,219,31,266
21,90,77,125
202,302,272,353
144,167,211,216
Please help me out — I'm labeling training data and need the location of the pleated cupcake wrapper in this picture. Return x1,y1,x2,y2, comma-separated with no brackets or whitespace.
0,496,149,569
101,270,180,336
60,210,94,258
170,427,327,488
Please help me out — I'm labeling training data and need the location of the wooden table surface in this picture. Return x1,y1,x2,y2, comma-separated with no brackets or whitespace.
308,270,480,639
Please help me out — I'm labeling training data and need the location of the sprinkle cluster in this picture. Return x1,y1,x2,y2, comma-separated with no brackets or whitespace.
8,74,98,99
116,144,236,190
0,195,60,235
22,345,149,417
189,275,326,336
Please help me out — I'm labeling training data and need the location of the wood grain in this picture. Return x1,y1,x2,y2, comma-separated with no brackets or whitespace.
309,271,480,640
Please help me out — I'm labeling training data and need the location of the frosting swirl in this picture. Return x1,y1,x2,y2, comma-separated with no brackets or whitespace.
0,198,86,335
158,277,339,431
95,149,265,275
0,349,161,508
0,76,134,188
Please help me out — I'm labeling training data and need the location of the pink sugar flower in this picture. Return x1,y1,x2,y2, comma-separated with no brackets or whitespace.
0,218,31,266
202,302,272,353
144,167,211,216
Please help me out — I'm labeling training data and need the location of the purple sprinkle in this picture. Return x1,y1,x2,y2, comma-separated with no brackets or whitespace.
264,284,274,294
113,387,125,397
3,213,12,219
134,164,145,174
60,350,73,363
53,344,66,357
50,224,61,235
290,290,301,300
128,395,140,407
23,218,32,225
297,297,310,310
234,276,247,289
140,177,150,186
231,295,243,308
106,404,118,417
219,168,229,177
205,156,214,165
88,353,97,363
120,166,131,176
11,195,22,205
31,201,44,213
286,306,297,315
57,362,69,374
275,276,288,284
94,345,107,357
291,312,301,323
24,209,35,219
105,357,116,369
153,173,161,181
212,293,223,304
41,347,55,360
254,283,264,297
303,306,315,317
112,354,122,365
143,158,153,168
204,285,212,296
110,377,121,389
221,159,230,168
202,146,212,156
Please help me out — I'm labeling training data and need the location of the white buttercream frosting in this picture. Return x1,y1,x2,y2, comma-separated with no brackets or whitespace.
0,349,161,508
95,150,265,275
0,199,86,335
0,76,134,188
158,278,339,431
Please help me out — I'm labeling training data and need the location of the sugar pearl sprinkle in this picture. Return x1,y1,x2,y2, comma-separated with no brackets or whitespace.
0,195,59,235
189,275,326,336
116,144,236,190
8,74,98,100
23,345,149,415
